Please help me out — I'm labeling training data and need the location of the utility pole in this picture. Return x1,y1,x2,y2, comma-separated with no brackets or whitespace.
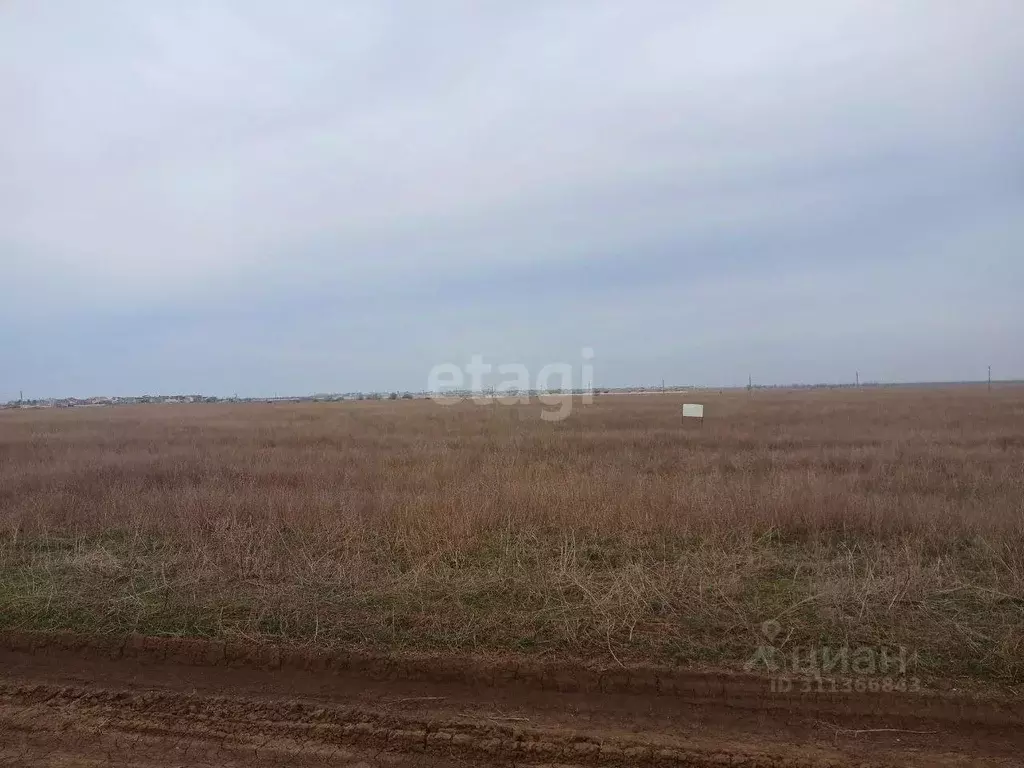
662,378,665,393
748,374,752,392
988,365,992,393
855,371,859,387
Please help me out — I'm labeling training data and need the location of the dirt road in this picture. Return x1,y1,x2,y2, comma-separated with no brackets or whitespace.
1,632,1020,767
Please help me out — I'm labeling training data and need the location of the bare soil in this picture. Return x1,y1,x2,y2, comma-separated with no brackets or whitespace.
1,632,1021,767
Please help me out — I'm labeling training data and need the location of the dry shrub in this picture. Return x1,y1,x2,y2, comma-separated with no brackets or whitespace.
1,386,1022,683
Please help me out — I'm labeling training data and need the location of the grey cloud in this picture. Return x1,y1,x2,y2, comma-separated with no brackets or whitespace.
1,0,1022,396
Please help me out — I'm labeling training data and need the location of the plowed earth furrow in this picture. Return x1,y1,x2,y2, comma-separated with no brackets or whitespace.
1,632,1020,767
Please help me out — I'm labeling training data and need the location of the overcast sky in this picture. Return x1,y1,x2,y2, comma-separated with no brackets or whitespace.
2,1,1023,398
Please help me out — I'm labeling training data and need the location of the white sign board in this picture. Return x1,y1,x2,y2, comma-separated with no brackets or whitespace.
682,403,704,419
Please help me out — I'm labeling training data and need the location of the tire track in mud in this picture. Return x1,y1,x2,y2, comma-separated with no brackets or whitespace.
1,631,1021,767
0,686,838,768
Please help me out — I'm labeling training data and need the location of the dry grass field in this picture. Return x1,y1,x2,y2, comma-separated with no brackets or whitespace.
1,387,1022,685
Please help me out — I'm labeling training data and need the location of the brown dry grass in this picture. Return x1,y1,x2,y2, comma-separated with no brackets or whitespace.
1,387,1022,683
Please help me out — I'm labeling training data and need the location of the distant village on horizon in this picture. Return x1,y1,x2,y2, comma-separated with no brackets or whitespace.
2,379,1017,410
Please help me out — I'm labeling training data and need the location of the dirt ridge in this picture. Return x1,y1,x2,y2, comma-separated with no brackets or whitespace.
3,631,1023,766
2,630,1020,724
0,682,847,768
